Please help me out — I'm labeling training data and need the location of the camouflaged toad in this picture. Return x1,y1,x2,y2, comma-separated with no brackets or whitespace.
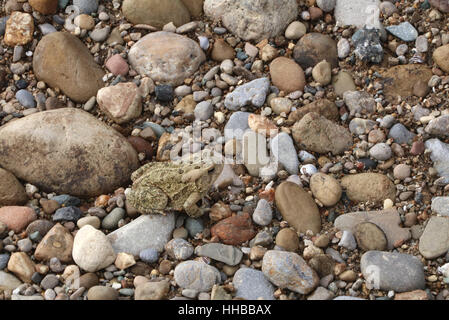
126,161,223,218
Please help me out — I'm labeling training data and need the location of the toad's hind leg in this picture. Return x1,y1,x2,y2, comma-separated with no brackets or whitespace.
183,192,203,218
128,186,168,214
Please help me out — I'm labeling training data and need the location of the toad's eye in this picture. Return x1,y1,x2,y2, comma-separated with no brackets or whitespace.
178,169,184,174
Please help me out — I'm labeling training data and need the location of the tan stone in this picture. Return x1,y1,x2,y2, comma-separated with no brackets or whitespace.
270,57,306,93
7,252,35,283
248,114,278,137
0,168,28,206
433,44,449,73
115,252,136,270
211,39,235,62
4,12,34,46
340,173,396,203
34,223,74,263
29,0,58,14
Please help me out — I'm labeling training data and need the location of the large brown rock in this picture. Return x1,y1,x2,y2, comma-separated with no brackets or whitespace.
128,32,206,86
0,168,28,206
429,0,449,12
33,32,105,103
180,0,204,17
293,33,338,69
380,65,433,103
29,0,58,14
0,206,36,233
0,108,139,197
340,173,396,203
210,212,257,245
292,112,353,155
275,182,321,234
287,99,338,124
122,0,191,28
270,57,306,93
34,223,74,263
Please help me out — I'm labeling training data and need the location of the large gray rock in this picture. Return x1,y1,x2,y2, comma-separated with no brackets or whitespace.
419,216,449,259
425,139,449,178
334,209,410,250
0,108,139,198
174,261,221,292
107,214,175,255
262,250,319,294
0,271,22,291
194,243,243,266
204,0,298,41
128,32,205,86
334,0,381,28
360,251,425,292
224,78,270,111
233,267,275,300
431,197,449,217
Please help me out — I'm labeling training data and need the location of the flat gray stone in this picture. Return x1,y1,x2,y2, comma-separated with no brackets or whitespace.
174,261,221,292
360,251,425,292
425,139,449,178
270,132,299,175
224,111,251,142
431,197,449,217
334,209,410,250
0,271,22,291
419,216,449,259
388,123,415,145
194,243,243,266
224,78,270,111
233,268,275,300
107,213,175,255
386,22,418,42
334,0,381,28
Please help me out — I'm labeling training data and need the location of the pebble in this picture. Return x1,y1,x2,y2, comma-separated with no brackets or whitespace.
15,90,35,108
233,268,275,300
102,208,125,230
224,78,270,110
53,206,82,222
73,0,98,14
87,286,118,300
284,21,307,40
174,261,221,292
338,230,357,250
139,248,159,264
419,216,449,259
310,173,342,207
386,22,418,42
195,243,242,266
165,238,194,261
252,199,273,226
270,132,299,175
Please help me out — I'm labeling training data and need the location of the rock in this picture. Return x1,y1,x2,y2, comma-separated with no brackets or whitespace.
369,143,392,161
433,44,449,73
174,261,221,292
211,212,256,245
0,271,22,291
224,78,270,111
122,0,190,28
0,169,28,206
33,32,104,102
4,12,34,46
165,238,194,260
252,199,273,226
288,99,338,124
195,243,242,266
270,98,292,115
343,91,376,116
102,208,125,230
317,0,336,12
15,90,35,108
0,206,36,233
184,218,204,238
211,39,235,62
275,228,299,251
107,213,175,255
233,268,275,300
78,273,99,290
77,216,101,229
312,60,332,85
352,27,384,63
425,139,449,178
53,207,82,222
293,33,338,69
340,173,396,203
105,54,128,76
338,230,357,250
29,0,58,14
393,164,411,180
72,0,98,14
332,71,356,97
360,251,425,292
308,286,335,300
26,220,54,238
87,286,118,300
394,290,429,300
34,224,73,263
0,108,139,197
308,254,335,277
270,132,299,175
204,0,298,41
248,114,278,137
386,22,418,42
285,21,307,40
115,252,136,270
354,222,388,251
41,274,59,290
334,209,410,250
380,65,432,103
388,123,415,145
135,280,170,300
128,32,205,86
429,0,449,12
180,0,203,17
425,115,449,137
7,252,35,283
419,216,449,259
97,83,142,124
432,197,449,217
310,173,342,207
334,0,381,28
224,112,250,141
74,14,95,30
262,250,319,294
72,225,116,272
275,182,321,234
292,112,353,155
269,57,306,93
194,101,213,121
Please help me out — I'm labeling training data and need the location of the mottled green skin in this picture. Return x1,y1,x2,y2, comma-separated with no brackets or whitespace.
127,161,222,217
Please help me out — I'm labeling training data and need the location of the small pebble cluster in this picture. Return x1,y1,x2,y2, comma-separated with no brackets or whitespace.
0,0,449,301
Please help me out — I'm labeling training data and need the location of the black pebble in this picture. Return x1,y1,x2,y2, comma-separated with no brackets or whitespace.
155,85,174,102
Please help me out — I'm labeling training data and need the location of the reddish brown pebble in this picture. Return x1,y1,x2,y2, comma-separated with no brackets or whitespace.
105,54,129,76
211,212,257,245
127,136,153,159
0,206,37,233
410,141,425,155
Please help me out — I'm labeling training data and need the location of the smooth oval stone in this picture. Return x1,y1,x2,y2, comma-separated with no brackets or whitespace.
354,222,388,251
275,181,321,234
0,108,139,197
419,216,449,259
33,32,104,102
340,173,396,203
